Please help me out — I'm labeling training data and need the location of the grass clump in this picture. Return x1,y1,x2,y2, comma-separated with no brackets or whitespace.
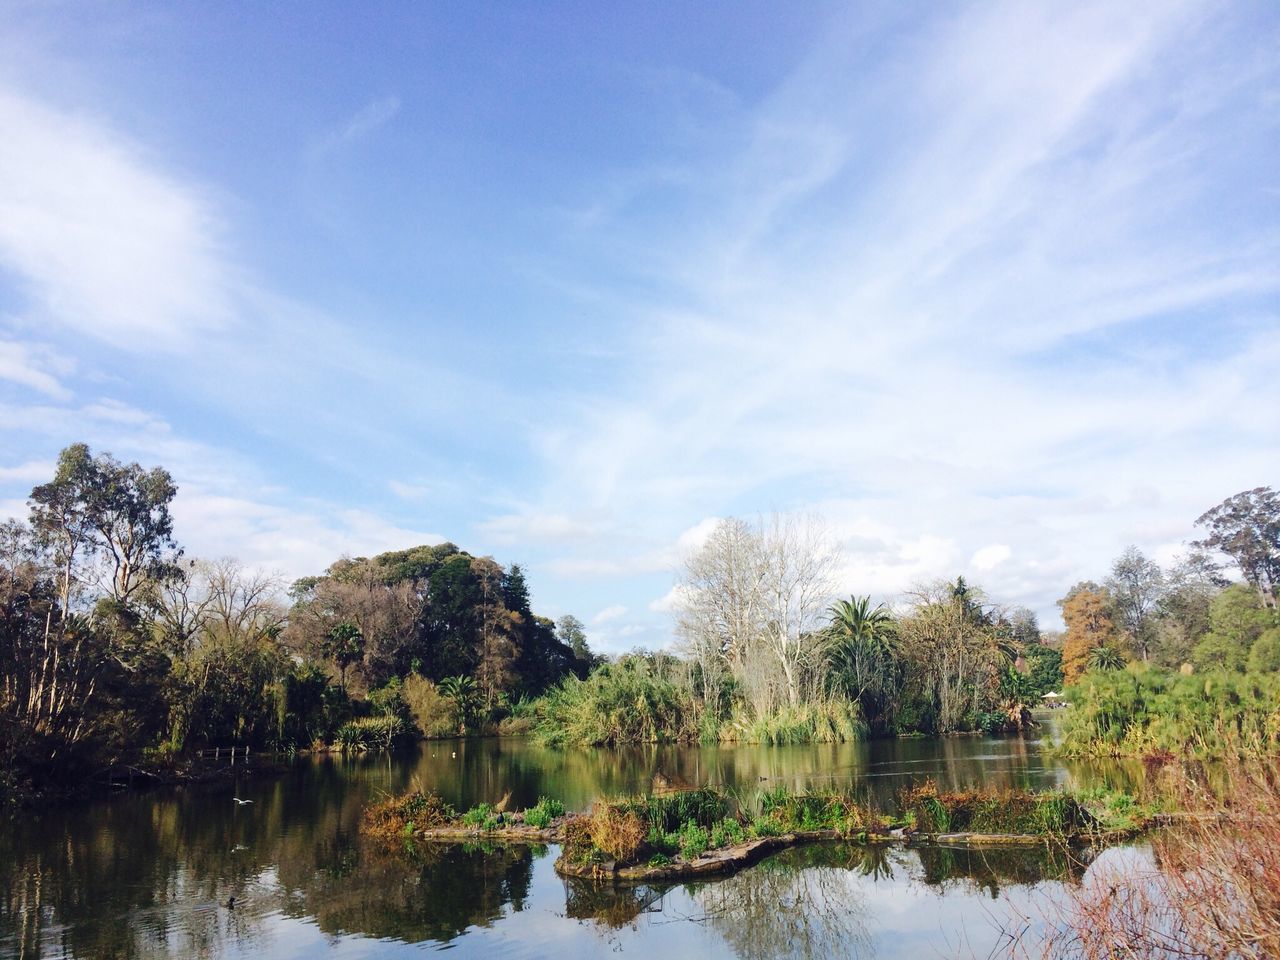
533,658,699,746
898,780,1094,835
756,785,869,835
362,789,456,844
585,803,647,862
522,796,565,829
460,802,495,827
721,700,866,745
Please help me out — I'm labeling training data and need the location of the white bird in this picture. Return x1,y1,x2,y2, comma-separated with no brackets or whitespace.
233,797,254,805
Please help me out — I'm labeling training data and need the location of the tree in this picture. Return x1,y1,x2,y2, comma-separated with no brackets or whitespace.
29,444,182,610
323,622,364,693
556,614,590,661
1105,546,1164,662
438,675,480,734
1087,644,1127,671
825,596,894,704
1059,584,1120,684
675,514,835,716
1192,584,1275,672
1195,487,1280,609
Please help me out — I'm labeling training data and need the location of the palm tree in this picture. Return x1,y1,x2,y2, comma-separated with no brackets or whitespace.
438,675,480,734
825,596,894,703
1087,645,1127,672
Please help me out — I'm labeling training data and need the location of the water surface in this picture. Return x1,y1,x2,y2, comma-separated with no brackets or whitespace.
2,730,1143,959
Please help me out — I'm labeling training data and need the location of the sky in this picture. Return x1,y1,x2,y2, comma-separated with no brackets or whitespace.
0,1,1277,651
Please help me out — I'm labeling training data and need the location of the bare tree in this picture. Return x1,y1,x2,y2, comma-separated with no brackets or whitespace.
675,514,836,717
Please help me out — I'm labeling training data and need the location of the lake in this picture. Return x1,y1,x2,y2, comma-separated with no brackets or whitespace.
1,726,1146,959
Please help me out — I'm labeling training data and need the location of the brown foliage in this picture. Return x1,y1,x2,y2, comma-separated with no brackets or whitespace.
1059,586,1119,685
1021,763,1280,959
585,803,646,862
361,789,455,845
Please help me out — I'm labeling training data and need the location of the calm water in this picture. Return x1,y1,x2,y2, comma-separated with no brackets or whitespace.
1,729,1146,959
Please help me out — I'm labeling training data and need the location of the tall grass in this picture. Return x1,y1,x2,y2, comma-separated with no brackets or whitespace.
720,700,866,745
533,659,699,746
1058,668,1280,758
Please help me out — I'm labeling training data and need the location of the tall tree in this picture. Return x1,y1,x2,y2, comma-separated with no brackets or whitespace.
1195,487,1280,610
1059,585,1120,684
1106,546,1164,662
29,444,182,610
825,596,894,704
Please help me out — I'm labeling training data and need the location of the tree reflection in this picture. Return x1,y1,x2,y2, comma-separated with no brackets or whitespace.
687,849,873,960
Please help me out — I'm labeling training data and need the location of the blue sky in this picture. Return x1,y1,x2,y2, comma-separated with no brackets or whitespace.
1,1,1277,650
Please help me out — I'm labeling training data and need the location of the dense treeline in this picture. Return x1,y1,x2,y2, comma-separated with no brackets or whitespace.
534,487,1279,749
1052,487,1280,756
0,444,590,802
533,515,1063,746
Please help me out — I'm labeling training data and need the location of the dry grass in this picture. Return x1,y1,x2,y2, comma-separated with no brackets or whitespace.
585,802,647,862
1011,762,1280,960
361,787,456,845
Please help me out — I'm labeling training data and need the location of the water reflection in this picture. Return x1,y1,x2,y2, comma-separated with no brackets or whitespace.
2,734,1137,959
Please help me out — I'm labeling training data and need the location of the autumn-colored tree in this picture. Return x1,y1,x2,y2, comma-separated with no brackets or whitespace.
1059,584,1120,684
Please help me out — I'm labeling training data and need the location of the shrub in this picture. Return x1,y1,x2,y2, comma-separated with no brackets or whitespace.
533,657,699,746
401,674,455,738
362,789,455,843
585,803,647,862
460,802,494,827
710,817,745,848
677,822,711,860
523,796,565,829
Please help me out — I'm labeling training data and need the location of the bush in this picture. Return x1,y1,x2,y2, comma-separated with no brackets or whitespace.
460,802,494,827
533,657,700,746
362,789,455,844
677,822,710,859
523,796,565,829
336,714,407,750
585,803,646,862
721,700,865,745
1058,668,1280,757
401,674,455,738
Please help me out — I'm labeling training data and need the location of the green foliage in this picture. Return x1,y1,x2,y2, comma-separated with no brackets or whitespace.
710,817,746,848
1247,628,1280,673
460,802,495,827
1058,667,1280,757
899,781,1092,835
1023,644,1064,696
522,796,565,829
676,822,710,859
720,700,865,744
533,656,699,746
335,715,406,751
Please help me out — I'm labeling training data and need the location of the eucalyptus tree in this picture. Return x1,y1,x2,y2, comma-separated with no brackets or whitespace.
1106,546,1165,662
1195,487,1280,610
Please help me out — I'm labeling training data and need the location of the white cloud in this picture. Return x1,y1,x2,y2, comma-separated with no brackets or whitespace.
0,89,237,346
0,459,53,484
479,511,605,546
388,480,430,501
0,339,72,399
971,544,1012,572
591,604,627,625
649,584,690,614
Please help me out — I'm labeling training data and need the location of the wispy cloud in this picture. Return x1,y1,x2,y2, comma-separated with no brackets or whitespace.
508,1,1280,627
309,96,401,158
0,90,237,347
